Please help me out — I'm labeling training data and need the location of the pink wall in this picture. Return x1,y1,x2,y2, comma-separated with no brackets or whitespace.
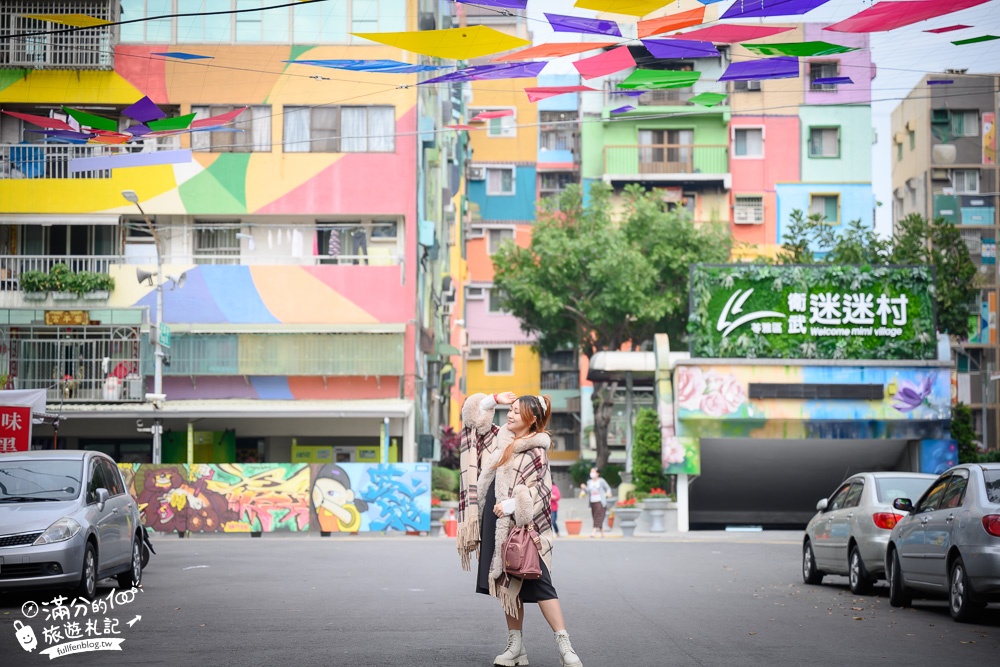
729,115,800,246
804,25,873,106
465,298,535,345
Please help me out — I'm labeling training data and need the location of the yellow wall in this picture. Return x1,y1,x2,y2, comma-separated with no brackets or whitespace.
729,26,804,115
467,78,538,163
464,344,541,398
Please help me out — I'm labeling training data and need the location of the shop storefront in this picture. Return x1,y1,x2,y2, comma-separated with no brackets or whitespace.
658,264,957,530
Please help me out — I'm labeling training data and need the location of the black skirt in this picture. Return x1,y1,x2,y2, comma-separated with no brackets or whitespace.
477,480,557,603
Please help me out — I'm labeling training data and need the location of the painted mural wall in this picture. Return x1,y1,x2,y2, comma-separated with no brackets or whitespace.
119,462,431,534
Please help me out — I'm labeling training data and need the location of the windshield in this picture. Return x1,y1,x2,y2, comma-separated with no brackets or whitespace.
876,477,935,505
985,470,1000,505
0,460,83,501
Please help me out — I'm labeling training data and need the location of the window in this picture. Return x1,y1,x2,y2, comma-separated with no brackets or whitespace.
733,196,764,224
1,1,116,68
488,287,504,313
193,222,240,264
487,228,515,255
87,460,109,504
827,483,852,511
177,0,232,42
952,169,979,193
99,459,126,496
471,108,516,138
909,130,915,150
486,167,515,195
915,475,951,513
191,105,271,152
809,194,840,224
809,62,839,91
896,142,903,161
486,348,513,374
843,481,864,509
876,477,936,504
940,471,968,509
283,106,394,153
733,80,761,92
733,128,763,158
351,0,379,32
951,110,979,137
808,127,839,158
235,0,290,42
466,286,486,300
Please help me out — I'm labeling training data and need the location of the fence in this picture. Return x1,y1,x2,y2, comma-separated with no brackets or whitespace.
603,144,729,177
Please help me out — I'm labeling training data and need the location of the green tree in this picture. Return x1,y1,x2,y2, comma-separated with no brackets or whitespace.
776,212,975,336
631,408,669,493
951,402,978,464
492,183,730,468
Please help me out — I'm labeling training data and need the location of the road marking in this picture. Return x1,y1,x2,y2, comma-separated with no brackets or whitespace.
183,565,210,570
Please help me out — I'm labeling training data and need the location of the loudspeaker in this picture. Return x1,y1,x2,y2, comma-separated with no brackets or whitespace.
136,268,154,286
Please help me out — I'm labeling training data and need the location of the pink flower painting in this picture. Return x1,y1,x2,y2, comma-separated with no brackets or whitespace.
675,367,747,417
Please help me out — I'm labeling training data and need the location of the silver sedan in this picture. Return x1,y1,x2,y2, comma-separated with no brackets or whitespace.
803,472,937,594
886,463,1000,622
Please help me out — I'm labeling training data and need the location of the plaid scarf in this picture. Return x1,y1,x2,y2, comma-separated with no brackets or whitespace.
458,394,554,619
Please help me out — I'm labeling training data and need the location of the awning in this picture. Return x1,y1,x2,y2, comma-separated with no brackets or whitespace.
0,214,121,226
55,398,414,420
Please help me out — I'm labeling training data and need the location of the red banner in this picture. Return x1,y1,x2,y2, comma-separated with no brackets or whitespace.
0,405,32,452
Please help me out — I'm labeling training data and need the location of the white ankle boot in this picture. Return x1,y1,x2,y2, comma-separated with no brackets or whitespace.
494,629,528,666
554,630,582,667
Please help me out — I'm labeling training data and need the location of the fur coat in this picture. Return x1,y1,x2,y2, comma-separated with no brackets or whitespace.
457,394,554,618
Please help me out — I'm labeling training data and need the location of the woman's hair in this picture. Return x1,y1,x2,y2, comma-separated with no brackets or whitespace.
493,394,551,469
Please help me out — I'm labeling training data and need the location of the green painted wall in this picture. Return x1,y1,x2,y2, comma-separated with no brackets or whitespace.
581,113,729,181
799,105,873,183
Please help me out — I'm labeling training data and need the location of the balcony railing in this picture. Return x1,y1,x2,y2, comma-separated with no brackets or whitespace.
603,80,727,108
1,142,178,180
604,144,729,178
0,1,117,70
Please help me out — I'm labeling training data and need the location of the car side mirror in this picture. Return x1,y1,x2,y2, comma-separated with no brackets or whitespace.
95,488,110,511
892,498,913,513
816,498,828,512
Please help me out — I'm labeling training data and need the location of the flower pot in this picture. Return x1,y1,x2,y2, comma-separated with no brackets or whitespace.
564,519,583,536
614,508,642,537
51,291,78,301
83,290,110,300
23,291,48,301
641,498,672,533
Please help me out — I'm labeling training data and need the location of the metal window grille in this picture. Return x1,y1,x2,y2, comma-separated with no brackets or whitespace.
0,1,117,69
193,223,240,265
734,196,764,224
9,325,142,402
809,62,839,92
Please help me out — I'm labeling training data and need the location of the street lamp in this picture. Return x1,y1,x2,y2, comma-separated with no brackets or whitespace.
121,189,166,463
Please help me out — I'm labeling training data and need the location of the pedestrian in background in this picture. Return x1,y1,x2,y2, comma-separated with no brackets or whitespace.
581,467,612,539
456,391,583,667
550,481,561,537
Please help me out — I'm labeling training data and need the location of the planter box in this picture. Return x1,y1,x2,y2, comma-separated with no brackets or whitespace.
83,290,110,300
614,508,643,537
51,291,78,301
639,499,678,533
23,291,48,301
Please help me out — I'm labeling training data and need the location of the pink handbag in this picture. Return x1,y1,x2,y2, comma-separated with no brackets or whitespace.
503,523,543,580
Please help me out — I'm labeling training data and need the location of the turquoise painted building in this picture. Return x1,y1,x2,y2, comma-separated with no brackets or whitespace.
466,165,538,221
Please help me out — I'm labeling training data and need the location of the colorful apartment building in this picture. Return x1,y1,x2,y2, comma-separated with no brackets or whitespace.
0,0,438,463
891,73,1000,449
730,25,876,255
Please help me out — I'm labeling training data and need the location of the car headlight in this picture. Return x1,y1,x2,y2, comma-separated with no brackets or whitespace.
33,518,82,545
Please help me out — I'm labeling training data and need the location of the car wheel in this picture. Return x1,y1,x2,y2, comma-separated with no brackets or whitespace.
888,549,911,608
76,542,97,600
849,546,874,595
140,541,150,570
117,537,142,589
802,540,823,585
949,557,985,622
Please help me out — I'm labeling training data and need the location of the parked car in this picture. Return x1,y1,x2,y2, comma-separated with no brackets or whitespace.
803,471,937,594
885,463,1000,622
0,450,145,599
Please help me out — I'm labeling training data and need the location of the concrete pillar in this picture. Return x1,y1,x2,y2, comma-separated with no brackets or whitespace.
676,473,689,533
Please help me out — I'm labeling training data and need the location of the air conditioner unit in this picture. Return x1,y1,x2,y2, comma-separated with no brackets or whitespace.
467,166,485,181
746,80,761,91
733,209,763,225
468,347,483,360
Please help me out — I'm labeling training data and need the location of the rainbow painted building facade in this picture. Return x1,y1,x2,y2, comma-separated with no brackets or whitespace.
0,1,443,462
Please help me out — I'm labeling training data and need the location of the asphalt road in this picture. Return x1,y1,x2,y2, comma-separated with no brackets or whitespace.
1,532,997,667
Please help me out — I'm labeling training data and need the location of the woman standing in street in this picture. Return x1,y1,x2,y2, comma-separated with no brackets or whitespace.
582,468,612,539
456,391,583,667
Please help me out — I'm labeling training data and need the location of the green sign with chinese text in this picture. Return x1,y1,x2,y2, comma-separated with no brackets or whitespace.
688,265,936,360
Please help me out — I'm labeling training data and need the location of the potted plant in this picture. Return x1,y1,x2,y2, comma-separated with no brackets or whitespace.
640,488,673,533
563,509,583,536
78,271,115,299
48,263,77,300
614,497,643,537
19,270,51,300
